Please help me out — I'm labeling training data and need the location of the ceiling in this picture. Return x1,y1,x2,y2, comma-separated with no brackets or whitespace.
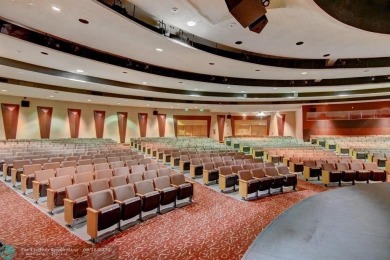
0,0,389,113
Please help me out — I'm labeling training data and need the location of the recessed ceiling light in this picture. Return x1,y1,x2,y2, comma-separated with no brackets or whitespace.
41,52,48,55
241,91,246,93
76,69,84,73
255,69,260,72
291,90,296,93
122,71,127,74
79,19,89,24
273,88,278,90
323,54,330,57
147,104,150,106
52,6,61,12
155,48,163,52
87,99,91,102
227,86,231,89
195,107,198,109
49,95,54,98
296,41,304,45
243,113,246,116
142,81,147,85
194,88,198,90
209,62,215,65
301,72,307,75
117,103,121,105
1,90,7,92
187,21,196,27
235,41,243,45
171,7,179,13
28,3,34,6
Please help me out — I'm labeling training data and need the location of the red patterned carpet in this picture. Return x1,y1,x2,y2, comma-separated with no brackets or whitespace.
0,180,326,259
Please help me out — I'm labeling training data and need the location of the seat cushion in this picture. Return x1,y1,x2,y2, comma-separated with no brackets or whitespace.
121,197,142,220
98,204,120,231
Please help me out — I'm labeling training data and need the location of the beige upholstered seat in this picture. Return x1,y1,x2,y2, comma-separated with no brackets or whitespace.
112,184,142,229
89,179,110,192
94,169,113,180
127,173,143,184
131,164,145,174
144,170,158,180
94,163,110,172
47,175,73,214
109,175,127,188
114,166,130,176
154,176,177,209
170,173,194,204
76,164,94,174
134,180,161,218
21,164,42,194
157,168,171,177
33,169,56,203
62,160,78,168
64,183,89,227
73,172,94,184
56,166,76,178
238,170,261,200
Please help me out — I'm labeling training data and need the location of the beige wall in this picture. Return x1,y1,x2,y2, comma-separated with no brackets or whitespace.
0,95,297,141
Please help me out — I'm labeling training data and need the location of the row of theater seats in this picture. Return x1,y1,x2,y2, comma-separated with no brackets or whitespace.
37,170,193,242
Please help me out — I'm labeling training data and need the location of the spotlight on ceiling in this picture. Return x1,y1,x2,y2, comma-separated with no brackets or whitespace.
257,111,266,117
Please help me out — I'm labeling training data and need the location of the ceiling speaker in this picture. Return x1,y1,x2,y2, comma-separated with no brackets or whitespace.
153,110,158,115
227,114,231,119
21,100,30,107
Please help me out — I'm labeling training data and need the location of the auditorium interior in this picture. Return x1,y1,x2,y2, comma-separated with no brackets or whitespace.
0,0,389,259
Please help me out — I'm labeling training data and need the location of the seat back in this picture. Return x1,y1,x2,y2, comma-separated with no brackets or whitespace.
43,162,61,171
32,158,49,165
230,165,243,174
234,159,243,165
170,173,186,186
110,161,125,169
65,156,79,162
157,168,171,177
49,175,72,190
131,164,145,174
80,155,93,160
50,157,64,163
243,159,254,164
276,165,290,175
35,169,56,182
146,162,160,171
303,160,316,167
180,155,190,161
224,160,234,166
251,168,266,178
112,184,136,201
139,158,152,165
214,161,224,169
87,189,114,210
212,157,222,163
219,166,232,176
128,173,143,184
363,162,379,171
93,158,107,165
24,164,42,175
237,170,253,181
144,170,158,180
201,157,212,164
114,166,130,176
95,169,113,180
154,176,171,190
242,164,254,170
107,156,120,163
62,160,78,168
336,163,349,171
78,159,92,166
65,183,89,200
73,172,94,184
56,166,76,178
322,163,336,171
94,163,110,171
134,179,154,195
126,159,138,167
315,160,326,167
350,162,363,171
13,159,31,169
109,175,127,188
264,167,279,177
190,158,201,166
252,162,264,169
203,162,214,171
89,179,110,192
76,164,94,174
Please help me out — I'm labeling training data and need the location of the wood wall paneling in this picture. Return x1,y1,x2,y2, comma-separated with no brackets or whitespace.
93,110,106,138
173,115,211,137
277,113,286,136
117,112,128,143
217,115,226,142
157,114,166,137
67,109,81,138
1,103,19,139
231,116,270,137
138,113,148,138
37,106,53,139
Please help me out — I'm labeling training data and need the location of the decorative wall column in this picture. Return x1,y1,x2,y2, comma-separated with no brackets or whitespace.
117,112,128,143
37,106,53,139
217,115,226,142
157,114,166,137
1,103,19,139
138,113,148,137
94,110,106,138
67,109,81,138
277,113,286,136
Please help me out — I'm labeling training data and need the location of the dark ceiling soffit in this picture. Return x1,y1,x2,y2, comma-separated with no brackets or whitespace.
1,19,390,88
2,75,390,105
1,57,390,99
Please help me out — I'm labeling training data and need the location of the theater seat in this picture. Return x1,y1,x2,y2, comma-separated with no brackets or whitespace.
157,168,171,177
154,176,177,210
170,173,194,205
202,162,219,185
21,164,42,194
179,155,190,173
109,175,127,188
350,162,370,183
113,166,130,176
10,159,31,187
47,175,72,214
238,170,260,200
33,169,56,203
364,162,387,182
134,180,161,219
251,168,272,194
218,166,236,192
64,183,89,227
336,163,356,185
89,179,110,192
94,169,113,180
127,173,143,184
322,163,342,187
276,165,297,190
190,158,203,178
87,189,121,242
112,184,142,229
303,160,321,181
264,167,284,192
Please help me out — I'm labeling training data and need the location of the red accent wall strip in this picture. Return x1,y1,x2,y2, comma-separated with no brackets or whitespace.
302,101,390,140
93,110,106,138
1,103,19,140
67,109,81,138
157,114,166,137
173,115,212,137
277,114,286,136
117,112,128,143
231,115,271,137
138,113,148,137
217,115,226,142
37,106,53,139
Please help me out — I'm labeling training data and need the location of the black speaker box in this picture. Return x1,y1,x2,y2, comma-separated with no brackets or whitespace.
21,100,30,107
153,110,158,115
227,115,231,119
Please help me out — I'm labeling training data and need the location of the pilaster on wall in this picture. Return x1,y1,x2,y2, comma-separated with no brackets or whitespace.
277,113,286,136
37,106,53,139
138,113,148,137
117,112,128,143
1,103,19,139
157,114,166,137
217,115,226,142
94,110,106,138
67,109,81,138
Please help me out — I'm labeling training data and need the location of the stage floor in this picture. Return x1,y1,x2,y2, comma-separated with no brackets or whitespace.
243,182,390,260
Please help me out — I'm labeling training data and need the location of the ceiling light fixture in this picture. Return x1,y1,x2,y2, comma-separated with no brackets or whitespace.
257,111,266,117
142,81,147,85
155,48,163,52
301,72,307,75
187,21,196,27
52,6,61,12
171,7,179,13
87,99,91,102
49,95,54,98
1,90,8,92
76,69,84,73
261,0,270,7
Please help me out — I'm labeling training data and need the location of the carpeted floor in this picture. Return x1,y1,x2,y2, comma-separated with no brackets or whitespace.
0,179,326,259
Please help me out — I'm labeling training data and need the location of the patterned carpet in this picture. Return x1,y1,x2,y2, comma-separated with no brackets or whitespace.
0,180,326,259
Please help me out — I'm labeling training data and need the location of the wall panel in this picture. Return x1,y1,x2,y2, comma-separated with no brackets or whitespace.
37,106,53,139
1,103,19,139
